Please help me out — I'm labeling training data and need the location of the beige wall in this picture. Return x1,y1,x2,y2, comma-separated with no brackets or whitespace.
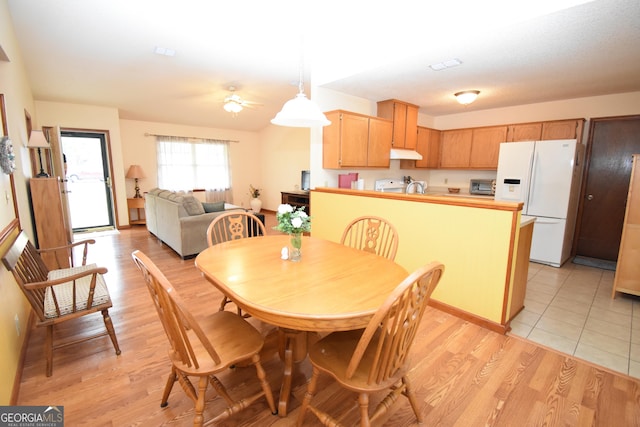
0,0,37,404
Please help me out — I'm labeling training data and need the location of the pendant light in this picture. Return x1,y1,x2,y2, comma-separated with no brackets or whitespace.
271,38,330,128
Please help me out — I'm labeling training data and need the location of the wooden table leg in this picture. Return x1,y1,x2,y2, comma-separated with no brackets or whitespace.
277,328,307,417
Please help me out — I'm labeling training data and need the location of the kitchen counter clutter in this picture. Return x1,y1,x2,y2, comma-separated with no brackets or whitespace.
310,187,532,333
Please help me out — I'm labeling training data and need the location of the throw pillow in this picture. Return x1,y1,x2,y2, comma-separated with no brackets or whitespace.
182,196,205,215
202,201,225,213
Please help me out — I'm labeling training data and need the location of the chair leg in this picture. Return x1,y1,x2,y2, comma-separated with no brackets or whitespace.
101,309,121,355
296,366,320,426
402,375,423,423
193,376,208,427
358,393,371,427
45,325,54,377
160,367,178,407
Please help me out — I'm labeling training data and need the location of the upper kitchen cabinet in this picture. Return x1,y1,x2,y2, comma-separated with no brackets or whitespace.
469,125,508,169
541,119,584,141
507,122,543,141
402,126,441,169
323,110,392,169
439,129,473,168
439,125,507,169
376,99,419,149
507,119,584,142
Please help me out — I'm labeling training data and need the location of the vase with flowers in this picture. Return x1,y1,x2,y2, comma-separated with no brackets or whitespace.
249,184,262,213
273,203,311,262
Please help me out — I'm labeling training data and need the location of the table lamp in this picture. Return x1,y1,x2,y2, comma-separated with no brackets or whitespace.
27,130,50,177
126,164,145,198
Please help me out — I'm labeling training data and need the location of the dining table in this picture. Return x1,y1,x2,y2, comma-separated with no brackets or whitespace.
195,234,409,416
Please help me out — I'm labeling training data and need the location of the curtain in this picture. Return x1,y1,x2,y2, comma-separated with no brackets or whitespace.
156,136,233,203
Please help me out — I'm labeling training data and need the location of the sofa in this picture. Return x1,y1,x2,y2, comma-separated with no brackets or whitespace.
145,188,244,258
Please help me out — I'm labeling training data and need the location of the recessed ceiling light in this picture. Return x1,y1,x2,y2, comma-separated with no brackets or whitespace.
429,58,462,71
154,46,176,57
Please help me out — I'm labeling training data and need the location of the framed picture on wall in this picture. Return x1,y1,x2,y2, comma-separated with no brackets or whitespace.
0,94,20,218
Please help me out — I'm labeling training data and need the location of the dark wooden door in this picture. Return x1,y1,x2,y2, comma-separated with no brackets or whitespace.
574,115,640,261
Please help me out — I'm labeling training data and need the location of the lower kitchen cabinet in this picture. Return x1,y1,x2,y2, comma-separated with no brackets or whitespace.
612,154,640,298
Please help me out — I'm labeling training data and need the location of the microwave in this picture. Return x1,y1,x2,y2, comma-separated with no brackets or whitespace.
470,179,496,195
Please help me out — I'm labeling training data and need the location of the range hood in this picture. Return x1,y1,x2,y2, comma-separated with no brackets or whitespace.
389,148,423,160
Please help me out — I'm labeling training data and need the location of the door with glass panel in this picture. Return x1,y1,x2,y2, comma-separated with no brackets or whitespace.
61,131,115,232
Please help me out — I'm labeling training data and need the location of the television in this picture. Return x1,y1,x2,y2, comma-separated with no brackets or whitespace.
301,170,310,191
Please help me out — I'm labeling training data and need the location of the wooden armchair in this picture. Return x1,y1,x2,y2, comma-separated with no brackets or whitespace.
340,215,399,260
131,250,276,426
297,261,445,427
1,231,121,377
206,211,266,315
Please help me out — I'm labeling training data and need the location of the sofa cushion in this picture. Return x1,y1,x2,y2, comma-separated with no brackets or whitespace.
182,195,205,215
202,201,225,213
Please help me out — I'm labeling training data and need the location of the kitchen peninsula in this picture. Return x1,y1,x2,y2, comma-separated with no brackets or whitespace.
310,187,533,333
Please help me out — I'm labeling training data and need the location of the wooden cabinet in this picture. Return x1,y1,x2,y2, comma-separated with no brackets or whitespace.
507,119,584,142
612,154,640,298
377,99,418,149
439,126,506,169
323,110,392,169
469,125,508,169
404,126,440,169
127,197,146,225
281,191,310,215
439,129,472,168
30,177,72,269
507,123,542,141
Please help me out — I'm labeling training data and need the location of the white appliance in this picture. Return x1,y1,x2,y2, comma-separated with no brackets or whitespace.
495,139,583,267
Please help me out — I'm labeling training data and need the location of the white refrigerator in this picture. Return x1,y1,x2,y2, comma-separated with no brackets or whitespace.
494,139,583,267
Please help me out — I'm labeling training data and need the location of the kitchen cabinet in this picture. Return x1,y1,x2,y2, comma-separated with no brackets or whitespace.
612,154,640,298
439,129,472,168
377,99,418,149
30,177,73,269
402,126,441,169
439,125,507,169
323,110,392,169
469,125,508,169
506,119,584,142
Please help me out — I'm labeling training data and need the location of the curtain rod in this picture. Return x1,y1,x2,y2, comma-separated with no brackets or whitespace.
144,132,239,143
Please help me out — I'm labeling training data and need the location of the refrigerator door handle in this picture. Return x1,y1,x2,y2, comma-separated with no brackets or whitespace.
528,150,538,207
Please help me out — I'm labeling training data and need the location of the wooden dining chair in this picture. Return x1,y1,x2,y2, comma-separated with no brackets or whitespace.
131,250,276,426
340,215,399,260
297,261,445,427
206,210,266,315
2,231,121,377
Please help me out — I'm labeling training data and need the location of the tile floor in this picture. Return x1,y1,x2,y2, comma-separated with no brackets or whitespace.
509,260,640,379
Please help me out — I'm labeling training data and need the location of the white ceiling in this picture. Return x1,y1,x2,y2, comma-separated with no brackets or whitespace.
6,0,640,132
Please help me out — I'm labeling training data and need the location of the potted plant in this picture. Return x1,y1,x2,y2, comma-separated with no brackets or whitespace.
249,184,262,213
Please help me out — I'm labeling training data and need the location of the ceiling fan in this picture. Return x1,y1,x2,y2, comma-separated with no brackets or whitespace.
222,86,261,114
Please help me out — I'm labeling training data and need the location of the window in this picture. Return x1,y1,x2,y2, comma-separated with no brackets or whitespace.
156,136,231,192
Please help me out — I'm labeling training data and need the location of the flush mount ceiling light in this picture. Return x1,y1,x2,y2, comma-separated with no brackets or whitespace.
271,39,330,128
455,90,480,105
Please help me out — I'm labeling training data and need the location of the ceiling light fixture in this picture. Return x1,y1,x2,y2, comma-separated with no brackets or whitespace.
271,38,330,128
455,90,480,105
223,96,243,114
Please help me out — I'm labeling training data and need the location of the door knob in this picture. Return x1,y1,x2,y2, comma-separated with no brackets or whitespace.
587,194,594,201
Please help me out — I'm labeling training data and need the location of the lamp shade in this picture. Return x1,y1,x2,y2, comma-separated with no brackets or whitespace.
455,90,480,105
125,164,145,179
27,130,50,148
271,92,331,128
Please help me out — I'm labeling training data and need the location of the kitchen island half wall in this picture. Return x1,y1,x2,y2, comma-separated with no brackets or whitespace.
310,188,531,333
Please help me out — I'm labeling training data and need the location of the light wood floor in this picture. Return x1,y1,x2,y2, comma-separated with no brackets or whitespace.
16,214,640,426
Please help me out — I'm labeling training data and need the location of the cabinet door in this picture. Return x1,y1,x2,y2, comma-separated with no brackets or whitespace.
541,119,581,140
470,126,508,169
507,123,542,142
392,102,407,148
404,104,418,150
439,129,472,168
30,178,70,269
340,113,369,167
367,117,392,167
415,127,440,168
322,111,342,169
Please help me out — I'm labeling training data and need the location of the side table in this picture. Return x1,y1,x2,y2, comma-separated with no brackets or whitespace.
127,197,146,225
